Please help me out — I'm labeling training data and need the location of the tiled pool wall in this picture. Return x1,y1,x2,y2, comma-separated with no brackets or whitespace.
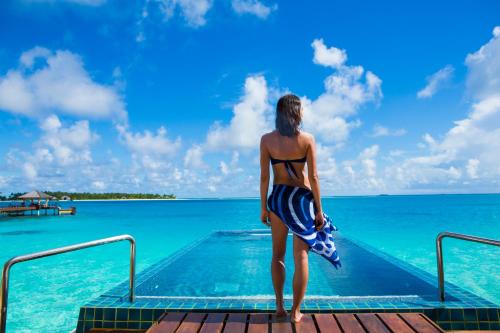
76,306,500,332
75,230,500,332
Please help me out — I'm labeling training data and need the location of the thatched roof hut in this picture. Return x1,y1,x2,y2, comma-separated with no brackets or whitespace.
17,191,56,200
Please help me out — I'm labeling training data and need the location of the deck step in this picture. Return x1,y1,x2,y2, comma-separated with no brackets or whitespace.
145,312,445,333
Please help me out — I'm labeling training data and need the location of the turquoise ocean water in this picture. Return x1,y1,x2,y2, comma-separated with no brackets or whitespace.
0,194,499,332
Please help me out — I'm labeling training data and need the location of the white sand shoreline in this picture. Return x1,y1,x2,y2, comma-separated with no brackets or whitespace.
71,197,260,201
72,198,177,201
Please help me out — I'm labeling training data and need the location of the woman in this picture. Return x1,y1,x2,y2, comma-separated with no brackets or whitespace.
260,94,340,323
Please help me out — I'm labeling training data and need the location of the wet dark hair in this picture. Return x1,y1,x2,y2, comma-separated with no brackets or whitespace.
275,94,302,137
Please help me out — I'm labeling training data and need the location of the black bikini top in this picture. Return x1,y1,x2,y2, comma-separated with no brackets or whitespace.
270,155,307,179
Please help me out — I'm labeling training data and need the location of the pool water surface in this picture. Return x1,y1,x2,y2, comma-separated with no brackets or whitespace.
132,230,442,299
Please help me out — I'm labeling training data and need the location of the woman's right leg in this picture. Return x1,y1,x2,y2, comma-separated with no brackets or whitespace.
291,235,309,323
269,211,289,317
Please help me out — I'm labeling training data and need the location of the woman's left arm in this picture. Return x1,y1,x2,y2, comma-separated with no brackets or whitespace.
260,135,271,226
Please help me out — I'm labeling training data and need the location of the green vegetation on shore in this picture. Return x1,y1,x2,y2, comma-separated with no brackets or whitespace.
0,192,176,201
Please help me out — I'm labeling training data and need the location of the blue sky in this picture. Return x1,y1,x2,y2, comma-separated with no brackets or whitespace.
0,0,499,197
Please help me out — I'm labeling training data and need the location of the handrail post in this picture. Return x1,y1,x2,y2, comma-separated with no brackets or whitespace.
436,231,500,302
0,263,12,333
436,233,445,302
0,234,136,333
129,237,136,303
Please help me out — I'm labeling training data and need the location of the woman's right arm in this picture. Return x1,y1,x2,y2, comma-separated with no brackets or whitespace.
306,134,324,230
260,135,271,226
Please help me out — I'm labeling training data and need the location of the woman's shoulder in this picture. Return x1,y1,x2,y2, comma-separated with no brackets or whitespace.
299,130,315,143
260,130,276,141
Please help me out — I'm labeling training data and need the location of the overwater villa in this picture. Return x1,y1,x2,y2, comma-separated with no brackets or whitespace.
0,191,76,216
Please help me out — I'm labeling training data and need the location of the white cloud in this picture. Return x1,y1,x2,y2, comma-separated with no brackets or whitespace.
465,26,500,101
315,144,338,179
359,144,379,159
311,39,347,69
362,159,377,177
117,125,181,158
184,144,206,168
31,115,98,168
92,181,106,190
387,28,500,191
219,161,229,175
447,166,462,180
22,162,38,179
466,159,480,179
302,39,382,143
40,113,62,131
5,29,500,197
0,176,8,189
137,0,274,41
0,47,126,121
417,65,454,99
115,124,182,187
357,145,385,189
19,46,52,67
343,162,355,179
358,145,378,178
231,0,277,19
206,75,272,150
389,150,404,157
156,0,213,27
314,144,386,193
6,115,99,187
218,151,243,175
0,43,187,195
371,124,406,137
426,29,500,174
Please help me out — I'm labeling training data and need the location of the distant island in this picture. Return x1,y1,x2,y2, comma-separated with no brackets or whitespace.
0,191,176,201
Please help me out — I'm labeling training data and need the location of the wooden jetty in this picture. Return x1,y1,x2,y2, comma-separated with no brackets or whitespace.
86,311,495,333
0,205,62,216
0,191,76,217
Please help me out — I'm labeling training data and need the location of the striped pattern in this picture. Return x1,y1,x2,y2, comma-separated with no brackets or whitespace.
267,184,341,267
143,312,444,333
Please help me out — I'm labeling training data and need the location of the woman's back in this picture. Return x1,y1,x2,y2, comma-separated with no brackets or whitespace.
262,130,312,189
260,94,339,322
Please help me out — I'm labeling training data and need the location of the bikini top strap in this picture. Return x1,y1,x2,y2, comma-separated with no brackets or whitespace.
270,155,307,164
269,155,307,179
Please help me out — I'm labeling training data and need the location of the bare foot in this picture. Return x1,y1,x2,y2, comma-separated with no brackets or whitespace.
290,308,303,323
275,307,288,317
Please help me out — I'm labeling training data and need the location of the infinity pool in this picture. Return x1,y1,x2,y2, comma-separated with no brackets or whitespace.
77,230,497,332
132,230,440,299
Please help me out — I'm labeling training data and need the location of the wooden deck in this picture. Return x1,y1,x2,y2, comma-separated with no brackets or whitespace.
0,205,75,216
0,206,39,213
143,312,445,333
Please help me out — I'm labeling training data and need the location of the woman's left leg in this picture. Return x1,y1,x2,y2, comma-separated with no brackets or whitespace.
291,235,309,323
270,211,289,317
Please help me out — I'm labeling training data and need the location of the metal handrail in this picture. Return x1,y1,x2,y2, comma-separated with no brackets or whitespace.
0,234,136,333
436,231,500,302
